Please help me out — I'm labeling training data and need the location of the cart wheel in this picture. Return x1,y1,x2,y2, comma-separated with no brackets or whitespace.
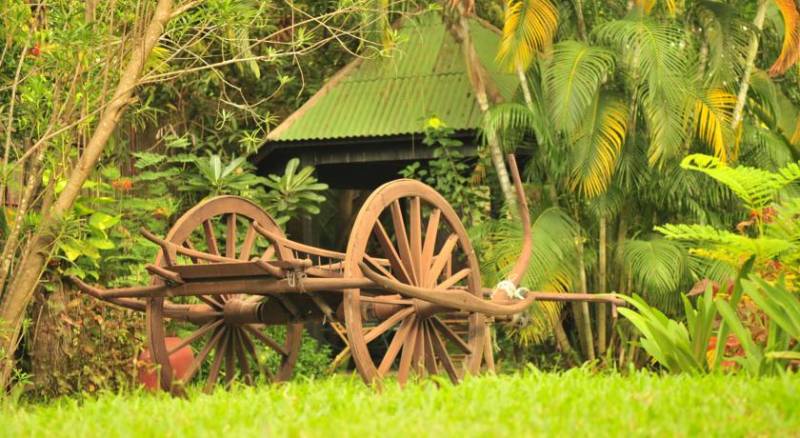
146,196,303,394
344,180,486,385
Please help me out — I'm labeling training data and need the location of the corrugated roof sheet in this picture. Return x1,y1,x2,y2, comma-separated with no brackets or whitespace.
266,12,517,142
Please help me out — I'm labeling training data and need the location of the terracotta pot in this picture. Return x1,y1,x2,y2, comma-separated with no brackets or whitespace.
137,337,194,390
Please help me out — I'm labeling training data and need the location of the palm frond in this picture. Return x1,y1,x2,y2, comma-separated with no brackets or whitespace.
482,207,580,345
497,0,559,72
691,89,736,161
595,19,690,165
624,238,689,312
570,94,628,197
544,40,615,134
768,0,800,77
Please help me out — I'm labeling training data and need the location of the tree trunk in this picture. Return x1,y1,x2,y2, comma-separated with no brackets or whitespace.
573,235,595,361
596,214,608,355
447,7,517,209
731,0,768,129
516,62,534,109
0,0,174,389
574,0,588,40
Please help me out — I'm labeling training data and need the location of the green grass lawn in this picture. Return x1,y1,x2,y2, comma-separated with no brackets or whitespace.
2,369,799,437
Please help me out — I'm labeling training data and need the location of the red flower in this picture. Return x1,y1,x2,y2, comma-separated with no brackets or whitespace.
111,178,133,192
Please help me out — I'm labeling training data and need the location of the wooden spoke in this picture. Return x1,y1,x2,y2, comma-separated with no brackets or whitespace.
232,329,252,385
183,240,200,264
397,317,420,384
420,208,441,286
167,319,224,355
378,315,414,376
412,321,425,375
427,234,458,286
183,327,225,384
431,316,472,354
226,213,237,258
364,255,399,282
422,322,438,375
147,196,299,393
224,330,237,385
244,325,288,357
202,220,220,256
197,295,223,309
390,200,418,284
429,322,458,383
364,306,415,343
373,221,412,284
409,197,422,280
204,330,228,393
239,223,257,261
436,268,471,290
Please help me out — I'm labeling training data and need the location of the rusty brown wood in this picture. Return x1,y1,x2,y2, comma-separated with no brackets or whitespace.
244,324,288,356
360,261,535,316
436,268,471,290
430,316,471,354
344,179,486,385
167,319,224,356
378,315,414,376
427,234,458,286
232,329,253,385
390,200,418,285
203,220,220,256
239,223,257,261
396,315,419,384
183,326,225,385
204,329,228,392
145,196,301,394
226,213,237,258
364,306,414,343
409,197,422,282
422,321,438,375
429,321,458,383
146,263,184,284
372,221,412,284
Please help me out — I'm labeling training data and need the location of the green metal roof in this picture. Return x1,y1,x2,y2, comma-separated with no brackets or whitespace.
266,12,517,142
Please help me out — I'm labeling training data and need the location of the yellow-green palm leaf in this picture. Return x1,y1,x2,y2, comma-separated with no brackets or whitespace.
497,0,558,72
692,89,736,162
571,95,629,198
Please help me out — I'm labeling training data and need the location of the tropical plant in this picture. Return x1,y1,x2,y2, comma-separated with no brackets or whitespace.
263,158,329,226
400,118,489,226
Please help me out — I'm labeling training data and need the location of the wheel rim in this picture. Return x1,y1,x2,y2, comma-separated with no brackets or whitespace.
146,196,303,393
343,180,486,385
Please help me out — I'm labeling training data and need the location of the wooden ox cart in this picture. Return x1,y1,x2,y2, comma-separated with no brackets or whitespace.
73,155,622,394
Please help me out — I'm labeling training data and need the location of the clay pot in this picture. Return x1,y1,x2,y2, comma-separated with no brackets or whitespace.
137,337,194,390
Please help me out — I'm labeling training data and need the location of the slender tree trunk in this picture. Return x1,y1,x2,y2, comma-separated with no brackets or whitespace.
0,0,174,389
731,0,768,129
596,214,608,355
615,209,629,295
516,62,534,109
447,7,517,208
574,0,587,41
572,235,595,361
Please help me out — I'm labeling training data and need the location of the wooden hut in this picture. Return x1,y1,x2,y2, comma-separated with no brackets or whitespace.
254,11,518,190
